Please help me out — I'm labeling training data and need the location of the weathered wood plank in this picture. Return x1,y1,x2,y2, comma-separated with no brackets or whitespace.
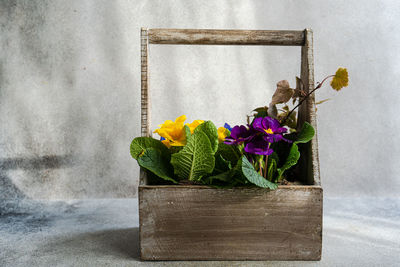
139,185,322,260
148,29,305,46
141,27,150,137
140,28,150,185
139,28,322,260
297,29,320,186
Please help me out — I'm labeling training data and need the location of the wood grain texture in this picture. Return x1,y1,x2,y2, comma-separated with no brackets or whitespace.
139,28,322,260
140,28,150,185
141,28,150,137
148,29,305,46
139,185,322,260
297,29,320,186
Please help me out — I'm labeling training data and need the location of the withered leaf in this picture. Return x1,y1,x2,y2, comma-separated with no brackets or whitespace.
281,105,289,112
267,103,278,118
316,98,331,105
295,77,303,91
292,77,305,104
278,109,297,130
270,80,294,105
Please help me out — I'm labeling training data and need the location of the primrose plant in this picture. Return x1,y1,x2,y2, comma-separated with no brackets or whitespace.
131,68,348,189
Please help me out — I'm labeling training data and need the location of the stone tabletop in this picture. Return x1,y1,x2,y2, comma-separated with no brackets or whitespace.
1,197,399,267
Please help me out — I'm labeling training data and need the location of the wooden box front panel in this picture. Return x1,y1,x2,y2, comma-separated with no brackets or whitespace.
139,185,322,260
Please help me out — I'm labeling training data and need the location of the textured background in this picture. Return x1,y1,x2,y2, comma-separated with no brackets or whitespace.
1,0,399,199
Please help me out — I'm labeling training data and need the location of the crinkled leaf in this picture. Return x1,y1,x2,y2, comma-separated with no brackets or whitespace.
241,156,278,190
216,143,241,166
138,148,177,183
130,137,170,160
184,125,191,141
194,121,218,154
213,154,232,174
171,131,215,181
271,80,295,105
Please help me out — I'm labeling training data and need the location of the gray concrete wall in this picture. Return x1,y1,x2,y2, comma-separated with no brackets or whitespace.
1,0,399,199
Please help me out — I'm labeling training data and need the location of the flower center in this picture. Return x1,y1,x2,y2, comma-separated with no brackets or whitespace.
265,128,274,134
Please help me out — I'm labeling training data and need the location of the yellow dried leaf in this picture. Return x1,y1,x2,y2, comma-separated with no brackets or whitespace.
330,68,349,91
316,98,331,105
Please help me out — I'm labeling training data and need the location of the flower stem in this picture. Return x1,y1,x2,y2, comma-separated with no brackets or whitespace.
263,143,271,178
259,158,263,176
280,75,334,125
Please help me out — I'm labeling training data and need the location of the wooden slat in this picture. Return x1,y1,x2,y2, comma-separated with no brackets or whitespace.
148,29,305,46
140,28,150,185
141,28,150,137
297,29,320,186
139,185,322,260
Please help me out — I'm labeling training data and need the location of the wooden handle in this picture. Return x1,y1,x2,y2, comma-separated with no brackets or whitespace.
148,29,305,46
139,28,319,186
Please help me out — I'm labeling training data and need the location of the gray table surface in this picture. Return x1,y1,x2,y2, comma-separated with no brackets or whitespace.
1,197,399,267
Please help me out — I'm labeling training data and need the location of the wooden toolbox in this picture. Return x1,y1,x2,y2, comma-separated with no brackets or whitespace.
138,28,322,261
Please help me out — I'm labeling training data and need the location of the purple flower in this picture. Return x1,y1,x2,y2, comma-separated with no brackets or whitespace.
224,125,254,145
252,117,291,143
244,136,273,155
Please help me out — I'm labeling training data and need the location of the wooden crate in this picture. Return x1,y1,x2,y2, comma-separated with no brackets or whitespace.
139,28,322,261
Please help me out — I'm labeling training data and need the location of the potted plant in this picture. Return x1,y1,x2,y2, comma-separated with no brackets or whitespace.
132,28,348,260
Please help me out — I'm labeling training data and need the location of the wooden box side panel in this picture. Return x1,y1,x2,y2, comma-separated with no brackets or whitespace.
297,29,320,186
139,186,322,261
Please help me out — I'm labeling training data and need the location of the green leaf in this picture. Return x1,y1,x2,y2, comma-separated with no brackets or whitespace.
269,152,279,166
194,121,218,154
241,156,278,190
253,106,268,118
183,125,191,141
216,143,241,166
213,154,232,174
206,169,234,183
169,146,183,154
273,123,315,181
267,158,277,182
171,131,215,181
295,122,315,144
138,148,177,184
276,143,300,180
130,137,170,160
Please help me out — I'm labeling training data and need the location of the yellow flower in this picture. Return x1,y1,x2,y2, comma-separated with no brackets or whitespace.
218,127,230,142
161,138,172,148
154,115,187,148
330,68,349,91
186,120,204,134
